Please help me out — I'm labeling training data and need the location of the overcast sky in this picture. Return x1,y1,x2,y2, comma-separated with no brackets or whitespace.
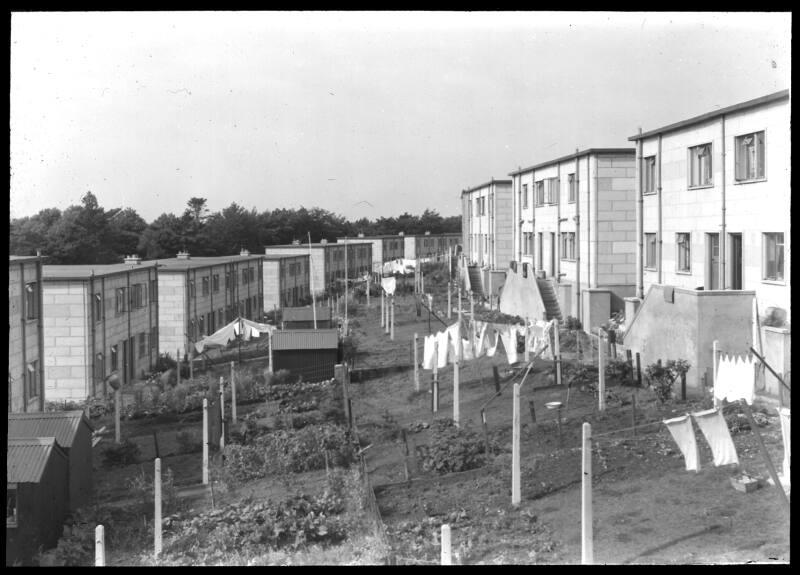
9,11,791,223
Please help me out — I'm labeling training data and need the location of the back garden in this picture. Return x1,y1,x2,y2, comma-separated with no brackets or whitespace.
38,262,790,565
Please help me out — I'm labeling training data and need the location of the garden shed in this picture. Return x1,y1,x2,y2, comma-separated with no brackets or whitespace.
6,437,70,566
281,306,333,329
7,410,94,511
271,329,340,382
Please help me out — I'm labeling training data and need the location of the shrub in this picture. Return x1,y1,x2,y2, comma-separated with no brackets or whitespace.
563,316,583,331
176,429,203,453
416,418,488,475
101,439,141,467
605,357,634,385
644,359,691,403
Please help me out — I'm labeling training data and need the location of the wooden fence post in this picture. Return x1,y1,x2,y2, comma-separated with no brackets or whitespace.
219,385,225,452
176,349,181,387
268,331,274,374
202,398,209,485
636,352,642,387
512,383,521,506
115,387,121,444
154,458,162,557
448,281,452,319
554,319,562,386
390,296,395,341
598,334,606,412
189,349,194,381
432,340,439,413
413,333,420,391
441,524,452,565
381,291,385,328
95,525,105,566
582,422,593,565
712,340,720,408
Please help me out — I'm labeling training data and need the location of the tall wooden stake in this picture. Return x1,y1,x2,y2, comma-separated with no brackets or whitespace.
95,525,105,566
598,334,606,412
390,296,395,340
202,398,209,484
712,340,720,408
115,387,121,444
441,524,452,565
413,333,420,391
219,385,225,451
582,422,593,564
448,281,452,319
154,457,162,557
268,331,274,374
741,401,790,508
381,290,385,328
512,383,521,506
555,319,562,385
432,340,439,413
189,349,194,381
176,349,181,387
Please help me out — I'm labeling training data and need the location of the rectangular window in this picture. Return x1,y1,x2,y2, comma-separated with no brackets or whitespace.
7,486,17,528
218,309,224,327
535,181,545,206
212,274,220,293
522,184,529,209
488,194,493,218
139,332,147,358
568,174,576,203
735,131,765,181
111,344,119,371
250,267,255,283
150,279,157,303
131,284,144,308
242,269,248,285
546,177,559,205
24,282,39,320
27,361,39,399
189,279,196,298
150,326,157,350
645,233,657,269
763,232,784,281
95,352,104,382
689,143,713,187
199,315,205,336
522,232,531,255
225,273,231,290
115,287,127,314
94,293,102,321
644,156,656,194
677,233,691,272
202,277,209,296
561,232,576,260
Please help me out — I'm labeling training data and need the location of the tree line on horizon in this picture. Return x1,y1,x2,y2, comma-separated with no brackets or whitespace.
9,192,462,265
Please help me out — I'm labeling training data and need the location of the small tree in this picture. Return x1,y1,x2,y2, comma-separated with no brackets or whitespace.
644,359,691,403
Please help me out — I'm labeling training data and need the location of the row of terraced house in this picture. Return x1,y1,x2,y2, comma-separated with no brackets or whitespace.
9,233,459,409
461,90,790,399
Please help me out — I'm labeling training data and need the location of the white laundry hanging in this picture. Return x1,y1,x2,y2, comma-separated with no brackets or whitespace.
692,408,739,467
423,334,436,370
663,414,701,472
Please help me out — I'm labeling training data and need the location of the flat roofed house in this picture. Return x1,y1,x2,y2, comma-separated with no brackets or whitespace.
9,255,46,413
6,437,70,566
509,148,637,328
264,241,373,298
262,253,311,313
41,258,159,401
8,410,94,511
336,234,406,274
403,233,461,261
461,179,514,271
154,251,265,359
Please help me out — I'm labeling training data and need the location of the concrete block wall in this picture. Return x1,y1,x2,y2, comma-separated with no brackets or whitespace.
639,96,790,322
462,182,513,269
263,259,281,312
158,272,187,357
42,281,90,401
8,258,45,412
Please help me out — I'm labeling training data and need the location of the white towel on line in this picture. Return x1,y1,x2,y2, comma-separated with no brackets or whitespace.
422,334,436,370
692,408,739,467
663,414,701,472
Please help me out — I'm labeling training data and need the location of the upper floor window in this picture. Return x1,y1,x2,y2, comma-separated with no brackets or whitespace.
488,194,493,217
567,174,576,203
225,273,231,290
644,156,656,194
735,131,765,182
242,269,249,285
27,361,39,399
522,232,533,255
24,283,39,320
94,293,102,321
535,181,545,206
131,283,145,308
688,143,712,188
7,486,18,528
645,233,657,269
115,287,127,314
676,233,691,273
202,277,210,296
212,274,220,293
110,344,119,371
763,232,784,281
545,178,559,205
149,279,157,302
522,184,529,209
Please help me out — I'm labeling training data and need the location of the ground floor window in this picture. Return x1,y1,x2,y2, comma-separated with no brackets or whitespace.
677,233,691,272
561,232,576,261
6,486,17,527
26,361,39,400
645,233,657,269
763,232,784,281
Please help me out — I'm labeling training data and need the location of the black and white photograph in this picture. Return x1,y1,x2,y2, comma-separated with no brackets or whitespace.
8,10,791,565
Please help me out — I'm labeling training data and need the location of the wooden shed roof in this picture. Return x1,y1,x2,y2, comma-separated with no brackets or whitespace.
272,329,340,350
7,411,93,449
7,437,67,484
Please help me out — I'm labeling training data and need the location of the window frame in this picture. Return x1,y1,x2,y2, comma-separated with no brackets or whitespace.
110,344,119,372
212,274,220,293
7,485,18,528
560,232,576,261
534,180,544,206
27,361,39,399
643,155,657,195
676,232,691,274
688,143,713,189
522,184,529,209
567,173,576,203
546,177,560,205
24,282,39,320
762,232,785,282
94,293,103,322
202,276,210,296
115,287,127,315
644,233,658,270
734,130,766,183
139,332,147,358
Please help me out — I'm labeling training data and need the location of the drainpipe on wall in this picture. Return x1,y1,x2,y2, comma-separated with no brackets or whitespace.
20,262,28,411
658,134,663,285
556,163,562,283
720,115,727,290
516,172,523,264
531,171,536,271
575,150,582,321
586,152,591,289
593,155,599,287
126,270,132,385
90,272,97,397
636,129,644,299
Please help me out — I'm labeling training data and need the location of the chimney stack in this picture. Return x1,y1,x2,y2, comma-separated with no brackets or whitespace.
320,238,328,244
176,251,190,260
240,248,250,257
124,254,142,265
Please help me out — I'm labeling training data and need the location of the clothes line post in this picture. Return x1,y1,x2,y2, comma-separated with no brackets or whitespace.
582,422,593,564
202,398,209,485
512,382,521,506
413,333,420,392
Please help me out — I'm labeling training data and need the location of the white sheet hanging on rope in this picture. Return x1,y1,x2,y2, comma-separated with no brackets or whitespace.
381,276,397,295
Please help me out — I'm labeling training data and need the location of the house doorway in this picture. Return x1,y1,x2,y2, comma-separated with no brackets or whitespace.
707,233,720,289
729,233,743,290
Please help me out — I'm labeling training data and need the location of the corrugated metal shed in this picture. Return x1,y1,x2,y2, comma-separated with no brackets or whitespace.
7,437,66,483
282,306,332,323
7,411,93,449
272,329,339,350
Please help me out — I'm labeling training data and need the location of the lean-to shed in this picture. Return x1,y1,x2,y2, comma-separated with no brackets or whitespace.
6,437,70,566
7,411,94,511
281,306,333,329
271,329,340,382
